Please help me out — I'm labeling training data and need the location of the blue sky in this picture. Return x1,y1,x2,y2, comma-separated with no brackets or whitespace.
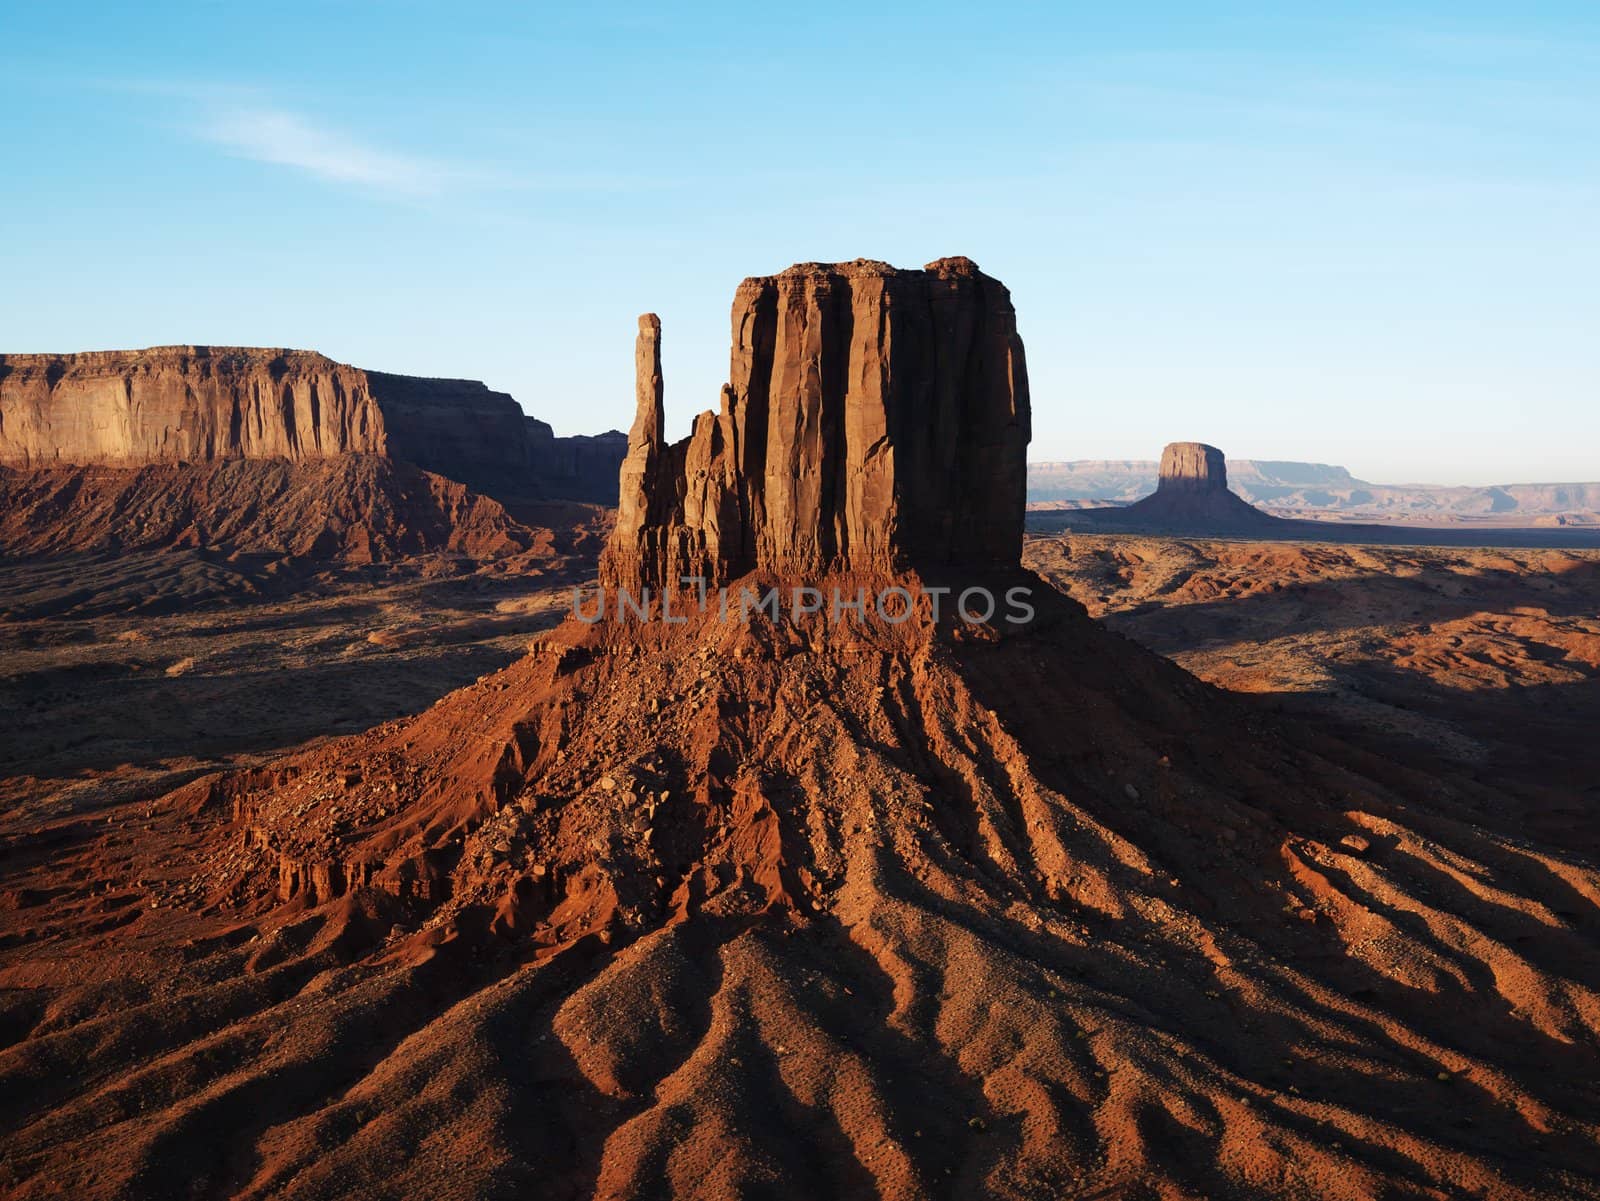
3,2,1596,485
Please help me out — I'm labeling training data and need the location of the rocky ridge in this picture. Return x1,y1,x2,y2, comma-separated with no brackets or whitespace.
0,456,542,565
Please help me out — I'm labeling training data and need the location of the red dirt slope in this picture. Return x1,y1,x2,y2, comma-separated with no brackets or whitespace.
2,573,1598,1199
0,456,544,564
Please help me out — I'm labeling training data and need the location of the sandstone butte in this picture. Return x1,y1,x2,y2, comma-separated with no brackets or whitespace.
0,345,625,503
1155,440,1229,493
1075,440,1282,532
603,256,1031,591
4,260,1599,1201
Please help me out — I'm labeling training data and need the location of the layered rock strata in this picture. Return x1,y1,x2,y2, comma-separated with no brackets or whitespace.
0,345,625,503
0,348,387,467
603,258,1031,591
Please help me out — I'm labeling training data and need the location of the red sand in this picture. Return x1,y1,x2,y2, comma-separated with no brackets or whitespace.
3,568,1599,1198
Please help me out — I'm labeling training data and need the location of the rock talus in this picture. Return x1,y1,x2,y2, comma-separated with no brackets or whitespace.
602,257,1030,591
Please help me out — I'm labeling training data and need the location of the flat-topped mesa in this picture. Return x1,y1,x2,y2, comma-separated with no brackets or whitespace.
602,257,1031,592
1081,441,1279,532
0,348,390,466
1158,442,1228,493
0,345,628,502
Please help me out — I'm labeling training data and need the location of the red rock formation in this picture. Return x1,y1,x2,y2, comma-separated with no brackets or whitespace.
7,266,1600,1201
612,314,666,550
360,369,535,495
0,347,387,466
603,258,1030,591
1155,441,1228,492
1065,441,1281,533
0,345,626,504
524,417,628,504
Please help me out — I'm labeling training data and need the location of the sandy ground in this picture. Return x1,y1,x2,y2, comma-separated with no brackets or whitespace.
1023,535,1600,829
1026,508,1600,550
0,551,582,824
1,535,1598,1199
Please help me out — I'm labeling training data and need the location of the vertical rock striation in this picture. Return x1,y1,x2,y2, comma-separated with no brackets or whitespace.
523,418,628,504
602,257,1031,591
616,314,666,536
0,348,389,466
0,345,627,504
1156,442,1228,494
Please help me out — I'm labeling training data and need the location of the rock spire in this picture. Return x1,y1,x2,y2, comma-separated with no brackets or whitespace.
602,257,1031,590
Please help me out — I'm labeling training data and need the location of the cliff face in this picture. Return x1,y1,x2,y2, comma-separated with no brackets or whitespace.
604,257,1031,590
0,346,626,504
524,417,627,505
364,370,534,495
0,348,387,467
1155,442,1228,494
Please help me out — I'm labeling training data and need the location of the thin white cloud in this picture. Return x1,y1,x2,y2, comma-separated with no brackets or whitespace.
201,108,454,196
79,79,685,197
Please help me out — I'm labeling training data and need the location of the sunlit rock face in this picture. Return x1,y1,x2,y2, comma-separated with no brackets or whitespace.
604,257,1032,591
0,345,626,501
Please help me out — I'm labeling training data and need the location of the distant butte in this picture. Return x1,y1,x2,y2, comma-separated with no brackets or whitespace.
1055,441,1281,533
1032,442,1600,548
1155,441,1229,492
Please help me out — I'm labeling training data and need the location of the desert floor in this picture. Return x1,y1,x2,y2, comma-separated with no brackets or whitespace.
0,550,580,822
1024,534,1600,835
3,534,1598,1199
